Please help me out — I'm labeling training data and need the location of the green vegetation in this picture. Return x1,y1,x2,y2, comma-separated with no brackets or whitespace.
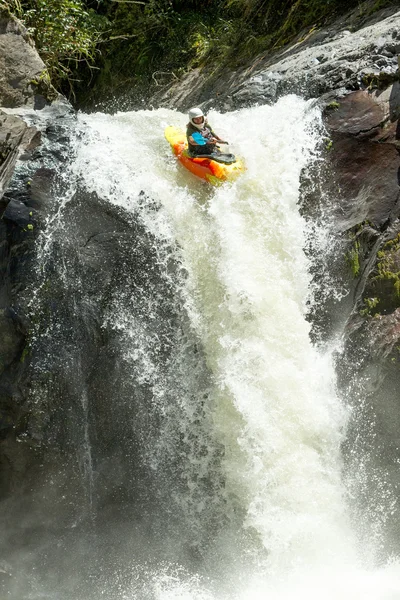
0,0,397,101
358,232,400,317
30,71,58,102
325,100,340,112
361,70,400,90
372,233,400,297
346,238,361,278
20,344,30,363
359,296,379,317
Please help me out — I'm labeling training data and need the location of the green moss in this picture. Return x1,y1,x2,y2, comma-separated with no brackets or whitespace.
325,100,340,111
361,71,400,91
30,70,58,102
360,297,380,317
346,239,360,277
20,345,30,363
368,232,400,308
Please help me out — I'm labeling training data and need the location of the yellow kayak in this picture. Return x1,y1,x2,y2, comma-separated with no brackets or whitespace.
165,126,245,186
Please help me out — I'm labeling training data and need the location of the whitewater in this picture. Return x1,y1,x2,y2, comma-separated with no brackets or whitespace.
13,96,400,599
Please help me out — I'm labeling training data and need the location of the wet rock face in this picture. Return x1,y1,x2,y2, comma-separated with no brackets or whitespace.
0,101,210,536
323,82,400,354
24,187,190,499
0,104,75,498
323,81,400,554
0,10,66,499
325,85,400,230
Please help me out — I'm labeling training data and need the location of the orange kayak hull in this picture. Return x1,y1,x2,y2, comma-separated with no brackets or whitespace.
165,126,245,185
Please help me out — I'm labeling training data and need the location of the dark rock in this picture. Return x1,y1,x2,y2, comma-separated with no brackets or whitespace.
326,75,400,554
389,81,400,121
26,167,56,211
381,49,395,58
337,301,400,555
0,105,75,511
0,408,13,438
0,111,41,205
325,88,400,229
0,308,23,376
326,90,386,134
3,198,32,227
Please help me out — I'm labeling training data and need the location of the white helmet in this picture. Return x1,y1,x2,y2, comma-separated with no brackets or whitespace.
188,107,206,129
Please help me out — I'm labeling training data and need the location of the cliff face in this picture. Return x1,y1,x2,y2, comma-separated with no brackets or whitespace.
0,14,48,497
0,12,48,206
322,82,400,553
154,5,400,111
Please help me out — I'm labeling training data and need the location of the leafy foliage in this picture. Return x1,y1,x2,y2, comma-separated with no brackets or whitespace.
26,0,105,84
0,0,396,102
93,0,395,97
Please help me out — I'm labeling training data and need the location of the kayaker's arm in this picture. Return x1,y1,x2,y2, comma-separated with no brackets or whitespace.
208,128,228,144
213,135,229,144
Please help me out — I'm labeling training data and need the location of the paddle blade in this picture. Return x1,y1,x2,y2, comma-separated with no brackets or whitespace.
192,132,207,146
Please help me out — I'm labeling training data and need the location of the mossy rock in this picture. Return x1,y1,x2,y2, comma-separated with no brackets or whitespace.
30,71,59,104
361,71,400,91
362,232,400,316
324,100,340,113
346,221,379,280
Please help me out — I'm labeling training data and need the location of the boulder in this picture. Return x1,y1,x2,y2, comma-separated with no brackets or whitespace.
325,87,400,230
0,12,49,109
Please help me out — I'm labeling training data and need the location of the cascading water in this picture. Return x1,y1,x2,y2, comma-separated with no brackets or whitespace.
3,96,400,599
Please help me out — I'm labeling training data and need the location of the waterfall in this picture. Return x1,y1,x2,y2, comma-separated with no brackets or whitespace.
4,96,400,599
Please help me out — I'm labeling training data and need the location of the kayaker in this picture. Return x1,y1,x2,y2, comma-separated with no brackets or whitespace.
186,107,228,157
